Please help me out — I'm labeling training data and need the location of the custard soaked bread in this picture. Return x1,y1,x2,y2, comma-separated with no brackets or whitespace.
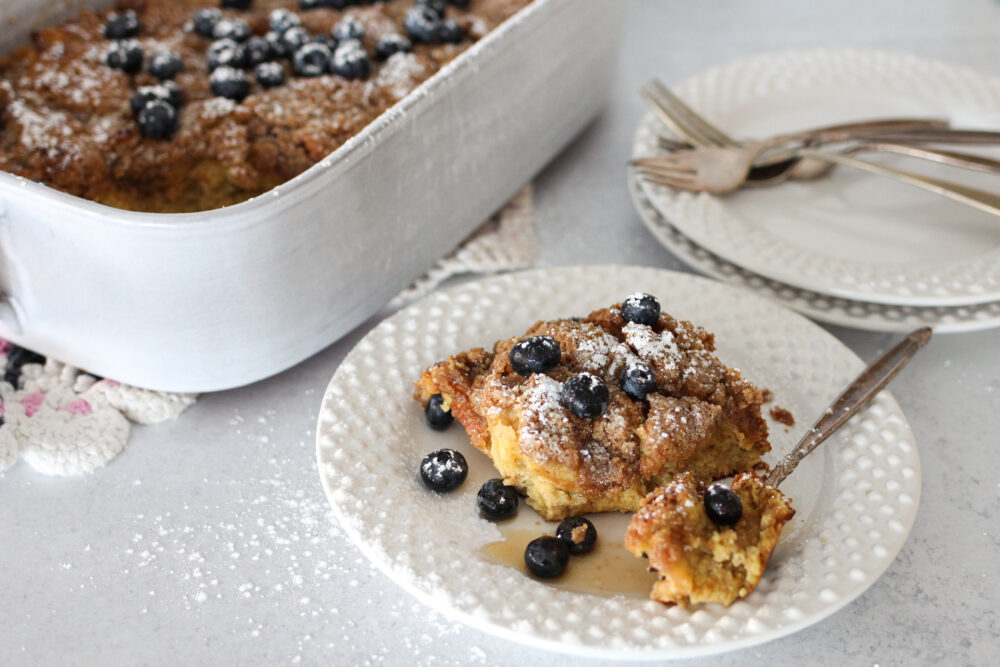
415,294,771,520
624,472,795,606
0,0,531,212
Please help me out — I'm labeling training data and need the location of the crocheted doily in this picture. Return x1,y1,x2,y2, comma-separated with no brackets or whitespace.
0,187,535,477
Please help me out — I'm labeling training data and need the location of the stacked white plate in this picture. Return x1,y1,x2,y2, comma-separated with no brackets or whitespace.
630,48,1000,333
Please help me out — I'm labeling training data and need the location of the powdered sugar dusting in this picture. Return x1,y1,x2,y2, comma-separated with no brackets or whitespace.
623,322,681,374
372,52,427,101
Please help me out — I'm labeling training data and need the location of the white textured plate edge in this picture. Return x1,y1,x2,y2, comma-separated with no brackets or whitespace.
632,47,1000,307
626,171,1000,334
314,266,922,660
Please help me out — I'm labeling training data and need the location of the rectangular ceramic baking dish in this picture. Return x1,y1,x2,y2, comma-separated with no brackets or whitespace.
0,0,625,392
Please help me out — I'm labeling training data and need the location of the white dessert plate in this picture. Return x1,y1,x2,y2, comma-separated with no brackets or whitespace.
628,171,1000,333
633,48,1000,307
316,266,921,660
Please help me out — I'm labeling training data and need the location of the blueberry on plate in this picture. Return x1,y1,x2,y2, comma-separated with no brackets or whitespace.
404,5,443,44
221,0,253,10
213,18,252,43
524,536,569,578
268,9,302,34
556,516,597,554
424,393,454,430
375,32,412,60
477,479,519,521
439,18,463,44
292,42,332,77
419,449,468,492
105,40,144,74
281,26,311,56
508,335,560,376
330,41,371,80
704,483,743,526
129,85,173,116
620,360,657,401
137,99,178,139
621,292,661,327
148,51,184,80
207,38,246,70
243,36,274,68
255,61,285,88
561,373,610,419
209,66,251,102
192,8,222,38
332,17,365,42
416,0,448,16
104,10,141,40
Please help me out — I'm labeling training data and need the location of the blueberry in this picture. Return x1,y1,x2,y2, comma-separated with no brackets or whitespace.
508,335,560,376
375,33,412,60
556,517,597,554
209,66,251,101
207,39,246,70
221,0,253,9
213,18,252,42
439,19,463,43
299,0,325,8
130,85,175,116
104,10,141,40
161,81,184,107
137,99,178,139
332,17,365,42
561,373,609,419
2,345,45,387
404,6,442,43
524,536,569,578
310,35,340,52
424,393,454,431
292,42,331,77
243,36,273,68
148,52,184,80
419,449,468,492
193,8,222,38
264,30,290,58
448,0,470,7
281,26,311,56
621,293,661,327
477,479,519,521
255,61,285,88
330,41,371,80
105,40,143,74
268,9,302,34
417,0,448,16
620,361,657,401
704,483,743,526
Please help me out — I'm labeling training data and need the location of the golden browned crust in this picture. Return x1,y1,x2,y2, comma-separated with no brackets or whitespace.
414,304,771,520
0,0,531,212
624,471,795,607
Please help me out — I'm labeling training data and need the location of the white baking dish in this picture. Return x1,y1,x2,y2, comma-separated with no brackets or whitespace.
0,0,625,392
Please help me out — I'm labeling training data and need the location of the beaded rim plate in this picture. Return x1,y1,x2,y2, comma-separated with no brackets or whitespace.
315,266,921,659
627,171,1000,333
633,48,1000,307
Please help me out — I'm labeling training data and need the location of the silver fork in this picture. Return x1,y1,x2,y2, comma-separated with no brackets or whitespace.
638,80,1000,216
634,145,1000,217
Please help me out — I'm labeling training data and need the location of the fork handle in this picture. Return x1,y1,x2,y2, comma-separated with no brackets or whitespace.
796,148,1000,217
766,327,931,488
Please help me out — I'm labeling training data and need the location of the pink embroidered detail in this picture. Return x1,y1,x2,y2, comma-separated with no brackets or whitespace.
21,391,45,417
62,398,93,416
0,340,11,355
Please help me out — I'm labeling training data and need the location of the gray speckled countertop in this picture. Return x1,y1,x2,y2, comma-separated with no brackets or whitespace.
2,0,999,664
